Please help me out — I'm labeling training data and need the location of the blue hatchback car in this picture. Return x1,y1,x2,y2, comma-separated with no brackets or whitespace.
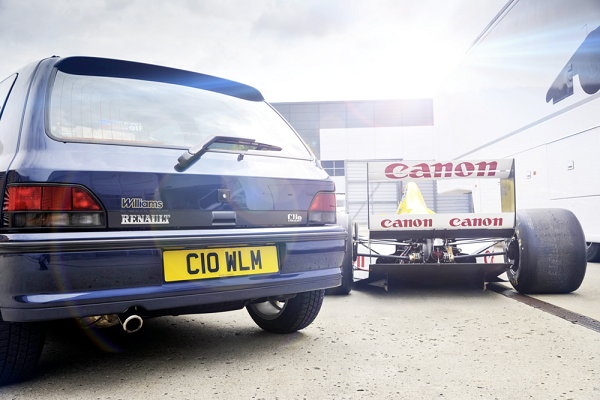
0,56,347,384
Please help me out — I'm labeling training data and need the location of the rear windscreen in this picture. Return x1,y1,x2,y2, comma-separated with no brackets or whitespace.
48,71,311,159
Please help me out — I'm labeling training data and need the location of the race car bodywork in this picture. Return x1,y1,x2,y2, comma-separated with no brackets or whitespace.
353,159,587,294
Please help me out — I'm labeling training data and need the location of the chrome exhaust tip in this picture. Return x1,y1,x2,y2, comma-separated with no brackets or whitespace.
118,309,143,333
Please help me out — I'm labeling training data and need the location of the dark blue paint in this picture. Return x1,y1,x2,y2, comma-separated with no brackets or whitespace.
0,57,343,322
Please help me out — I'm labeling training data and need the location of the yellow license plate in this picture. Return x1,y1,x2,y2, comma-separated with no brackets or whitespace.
163,245,279,282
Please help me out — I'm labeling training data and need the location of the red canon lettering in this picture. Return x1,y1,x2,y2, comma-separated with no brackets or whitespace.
450,218,460,227
381,219,392,228
475,161,498,177
409,163,432,179
455,162,475,177
432,162,454,178
384,163,409,179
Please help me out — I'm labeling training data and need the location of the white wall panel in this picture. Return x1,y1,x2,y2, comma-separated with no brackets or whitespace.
374,127,403,159
402,126,434,160
319,129,348,160
320,126,433,162
547,128,600,199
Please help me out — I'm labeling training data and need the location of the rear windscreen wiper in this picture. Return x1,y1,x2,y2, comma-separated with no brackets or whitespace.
176,135,282,169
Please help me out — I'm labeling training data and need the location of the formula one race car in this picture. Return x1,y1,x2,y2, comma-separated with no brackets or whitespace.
346,159,587,294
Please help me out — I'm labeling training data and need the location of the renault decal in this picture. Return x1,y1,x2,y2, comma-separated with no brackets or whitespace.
121,214,171,224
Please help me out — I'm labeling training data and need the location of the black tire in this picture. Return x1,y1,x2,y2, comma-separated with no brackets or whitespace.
506,208,587,294
247,289,324,334
326,213,354,295
0,320,45,385
586,242,600,262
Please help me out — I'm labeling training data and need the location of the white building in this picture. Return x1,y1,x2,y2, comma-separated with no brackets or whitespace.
271,99,434,194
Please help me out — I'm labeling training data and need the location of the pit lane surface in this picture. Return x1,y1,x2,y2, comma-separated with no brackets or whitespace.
1,265,599,399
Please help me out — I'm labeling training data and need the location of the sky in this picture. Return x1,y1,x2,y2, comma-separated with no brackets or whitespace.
0,0,508,102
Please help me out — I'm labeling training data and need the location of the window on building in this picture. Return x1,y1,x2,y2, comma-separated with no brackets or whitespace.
322,160,345,176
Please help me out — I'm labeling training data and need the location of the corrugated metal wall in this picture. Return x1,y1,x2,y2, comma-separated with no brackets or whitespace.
345,160,473,225
346,161,370,226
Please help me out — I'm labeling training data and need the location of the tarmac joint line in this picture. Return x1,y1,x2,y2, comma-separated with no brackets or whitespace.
488,283,600,334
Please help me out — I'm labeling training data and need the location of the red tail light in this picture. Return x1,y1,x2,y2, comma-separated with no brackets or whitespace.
72,188,101,210
308,192,336,224
42,186,71,211
3,185,105,229
6,186,42,211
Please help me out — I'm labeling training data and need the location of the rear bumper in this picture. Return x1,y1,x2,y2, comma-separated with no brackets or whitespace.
0,226,345,254
0,226,346,322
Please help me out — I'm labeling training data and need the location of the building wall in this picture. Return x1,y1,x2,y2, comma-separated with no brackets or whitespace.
272,99,473,217
272,99,434,194
271,99,433,159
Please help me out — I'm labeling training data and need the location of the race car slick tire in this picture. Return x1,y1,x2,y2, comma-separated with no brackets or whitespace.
586,242,600,262
247,289,325,334
0,320,45,385
326,213,354,295
507,208,587,294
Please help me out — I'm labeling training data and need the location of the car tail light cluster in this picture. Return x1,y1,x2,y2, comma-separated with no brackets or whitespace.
308,192,336,224
2,185,105,229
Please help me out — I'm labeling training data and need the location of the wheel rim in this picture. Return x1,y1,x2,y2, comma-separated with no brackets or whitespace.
250,300,288,320
587,242,593,250
505,237,520,273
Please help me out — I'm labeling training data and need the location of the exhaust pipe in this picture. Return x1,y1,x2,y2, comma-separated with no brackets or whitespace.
118,308,143,333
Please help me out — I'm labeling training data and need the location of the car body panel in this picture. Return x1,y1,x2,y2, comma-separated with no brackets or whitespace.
0,56,344,322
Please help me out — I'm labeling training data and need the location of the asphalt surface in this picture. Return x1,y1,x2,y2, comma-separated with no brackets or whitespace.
1,265,599,399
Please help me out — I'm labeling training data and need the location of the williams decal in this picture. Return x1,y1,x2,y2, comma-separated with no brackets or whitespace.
121,214,171,224
121,198,163,209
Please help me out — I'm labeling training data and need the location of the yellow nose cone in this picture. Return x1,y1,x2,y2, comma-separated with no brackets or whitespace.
396,182,435,215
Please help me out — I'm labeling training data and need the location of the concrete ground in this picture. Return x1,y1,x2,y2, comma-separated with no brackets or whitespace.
1,265,599,400
495,265,600,322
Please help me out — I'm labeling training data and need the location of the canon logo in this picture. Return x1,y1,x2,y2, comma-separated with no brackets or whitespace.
449,217,503,227
380,217,505,229
384,161,498,180
381,218,433,228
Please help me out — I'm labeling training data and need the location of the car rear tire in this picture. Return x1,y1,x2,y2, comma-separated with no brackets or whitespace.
326,213,354,295
247,290,325,334
506,208,587,294
586,242,600,262
0,320,46,385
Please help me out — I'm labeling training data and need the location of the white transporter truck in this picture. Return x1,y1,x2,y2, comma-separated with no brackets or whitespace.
345,159,586,294
434,0,600,262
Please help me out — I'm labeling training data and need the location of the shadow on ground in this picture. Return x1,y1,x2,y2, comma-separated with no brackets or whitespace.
31,309,303,387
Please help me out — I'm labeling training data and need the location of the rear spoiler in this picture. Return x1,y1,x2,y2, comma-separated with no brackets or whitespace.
366,159,516,239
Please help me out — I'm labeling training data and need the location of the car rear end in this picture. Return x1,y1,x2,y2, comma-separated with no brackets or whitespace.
0,57,345,332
